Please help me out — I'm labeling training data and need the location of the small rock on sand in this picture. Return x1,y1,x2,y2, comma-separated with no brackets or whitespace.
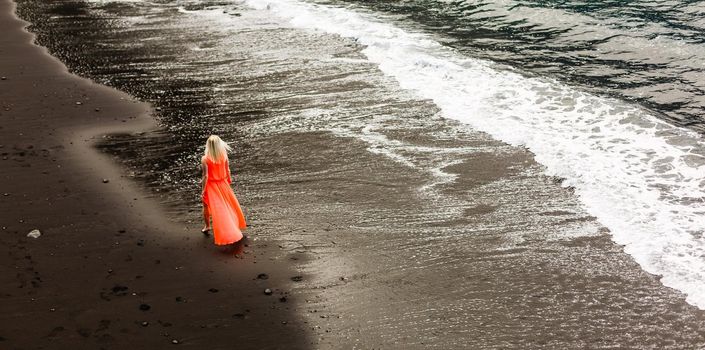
171,339,179,344
291,276,303,282
1,76,6,80
257,273,269,280
75,101,82,105
102,179,109,183
139,304,151,311
27,229,41,239
264,288,272,295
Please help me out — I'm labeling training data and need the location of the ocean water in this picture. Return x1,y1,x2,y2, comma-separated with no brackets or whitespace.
14,0,705,344
230,0,705,309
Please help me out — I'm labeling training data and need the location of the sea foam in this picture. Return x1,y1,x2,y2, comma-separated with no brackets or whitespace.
237,0,705,308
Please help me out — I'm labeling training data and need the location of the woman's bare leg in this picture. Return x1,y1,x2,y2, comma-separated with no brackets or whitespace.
202,204,211,232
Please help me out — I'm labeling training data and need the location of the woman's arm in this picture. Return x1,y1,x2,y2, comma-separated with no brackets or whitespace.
226,158,232,184
201,158,208,197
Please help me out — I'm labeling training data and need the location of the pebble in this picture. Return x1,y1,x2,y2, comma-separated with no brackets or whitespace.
256,273,269,280
279,297,287,303
3,193,8,196
95,108,100,112
208,288,218,293
291,276,303,282
75,101,82,105
263,288,272,295
139,304,151,311
102,178,109,183
0,76,6,80
26,229,41,239
141,321,149,327
171,339,179,344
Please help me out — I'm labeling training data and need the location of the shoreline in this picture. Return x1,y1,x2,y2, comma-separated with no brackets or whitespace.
0,1,312,348
5,0,705,348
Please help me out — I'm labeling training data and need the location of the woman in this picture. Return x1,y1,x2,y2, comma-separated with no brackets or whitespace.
201,135,247,245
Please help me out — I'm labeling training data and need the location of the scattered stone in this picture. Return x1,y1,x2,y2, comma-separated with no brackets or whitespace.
208,288,218,293
263,288,272,296
26,229,41,239
0,77,6,80
139,304,151,311
281,321,287,325
118,229,126,233
141,321,149,327
102,178,109,183
155,107,162,111
279,297,287,303
340,276,348,281
256,273,269,280
171,339,179,344
95,108,100,112
75,101,82,105
136,240,144,247
175,296,184,303
3,193,8,196
291,276,303,282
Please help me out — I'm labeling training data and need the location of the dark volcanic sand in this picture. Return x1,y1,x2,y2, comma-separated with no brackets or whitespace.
5,0,705,349
0,1,311,349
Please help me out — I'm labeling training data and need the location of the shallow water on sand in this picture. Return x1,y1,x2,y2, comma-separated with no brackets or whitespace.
15,0,705,348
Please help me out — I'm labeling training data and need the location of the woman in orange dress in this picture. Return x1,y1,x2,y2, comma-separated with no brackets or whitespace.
201,135,247,245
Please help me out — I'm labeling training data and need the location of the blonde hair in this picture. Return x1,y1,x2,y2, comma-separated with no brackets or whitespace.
204,135,231,162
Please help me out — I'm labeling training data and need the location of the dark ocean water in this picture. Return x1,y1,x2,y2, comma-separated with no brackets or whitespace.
13,0,705,347
331,0,705,132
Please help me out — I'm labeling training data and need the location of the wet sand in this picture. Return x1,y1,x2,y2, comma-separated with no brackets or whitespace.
0,1,311,348
5,0,705,349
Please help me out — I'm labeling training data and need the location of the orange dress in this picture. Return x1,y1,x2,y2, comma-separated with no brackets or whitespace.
202,156,247,245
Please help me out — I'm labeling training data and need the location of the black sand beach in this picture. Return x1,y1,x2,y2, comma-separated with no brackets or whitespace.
3,0,705,349
0,1,312,348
